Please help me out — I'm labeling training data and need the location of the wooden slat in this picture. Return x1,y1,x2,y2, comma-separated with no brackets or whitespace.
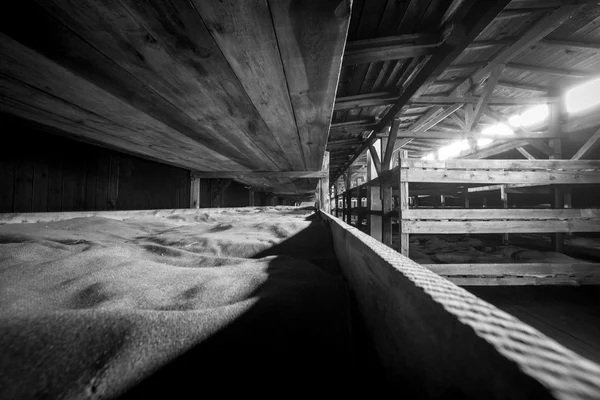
445,276,600,286
401,169,600,185
269,0,350,170
343,35,439,65
425,263,600,277
194,0,305,170
402,208,600,221
401,159,600,171
412,96,554,106
506,63,595,78
517,147,536,160
192,171,327,179
402,219,600,234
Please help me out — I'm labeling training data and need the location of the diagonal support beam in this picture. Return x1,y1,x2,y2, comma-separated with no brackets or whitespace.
419,103,464,132
382,119,401,171
368,145,382,176
468,64,504,130
516,147,536,160
572,126,600,160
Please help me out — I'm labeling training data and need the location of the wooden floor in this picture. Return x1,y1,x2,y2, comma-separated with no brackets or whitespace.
467,286,600,365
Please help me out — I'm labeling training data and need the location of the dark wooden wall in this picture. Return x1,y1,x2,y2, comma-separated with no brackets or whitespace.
0,118,190,213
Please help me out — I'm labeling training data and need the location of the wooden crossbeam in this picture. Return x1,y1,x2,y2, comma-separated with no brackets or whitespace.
506,63,595,78
334,93,398,111
445,62,487,72
401,159,600,170
467,38,515,50
572,126,600,160
525,139,555,157
539,38,600,52
194,171,327,178
496,80,549,92
461,140,530,159
332,0,511,182
412,95,555,106
418,103,464,132
380,130,554,139
449,113,467,130
403,219,600,234
468,64,504,130
343,34,440,65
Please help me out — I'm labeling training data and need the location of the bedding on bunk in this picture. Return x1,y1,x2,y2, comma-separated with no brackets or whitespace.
0,207,355,398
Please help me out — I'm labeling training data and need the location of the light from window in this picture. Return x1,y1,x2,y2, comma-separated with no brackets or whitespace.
566,77,600,113
508,104,549,127
481,123,514,136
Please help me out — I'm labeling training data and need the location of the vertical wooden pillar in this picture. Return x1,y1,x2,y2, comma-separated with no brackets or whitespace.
398,150,409,256
319,151,330,213
368,140,382,241
549,88,564,253
500,185,509,244
248,187,255,207
334,179,339,217
190,175,200,209
464,192,470,208
107,154,120,211
345,173,352,224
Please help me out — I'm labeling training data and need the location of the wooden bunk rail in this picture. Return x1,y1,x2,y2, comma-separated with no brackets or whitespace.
401,169,600,185
425,263,600,277
401,159,600,171
402,208,600,220
321,211,600,397
402,219,600,234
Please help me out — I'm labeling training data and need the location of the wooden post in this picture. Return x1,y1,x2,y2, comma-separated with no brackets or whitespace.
500,185,508,244
549,88,564,253
368,140,383,241
398,150,409,256
190,175,200,209
248,187,255,207
333,181,339,217
381,136,393,246
345,173,352,224
319,151,330,213
107,155,120,211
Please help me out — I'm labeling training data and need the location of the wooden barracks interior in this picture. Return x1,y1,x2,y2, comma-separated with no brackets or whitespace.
2,1,600,398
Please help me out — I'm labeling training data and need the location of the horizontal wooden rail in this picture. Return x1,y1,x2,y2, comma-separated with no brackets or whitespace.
402,208,600,220
402,219,600,234
425,263,599,277
402,159,600,170
401,169,600,185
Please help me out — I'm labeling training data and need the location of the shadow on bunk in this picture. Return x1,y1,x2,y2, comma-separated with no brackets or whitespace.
119,214,386,398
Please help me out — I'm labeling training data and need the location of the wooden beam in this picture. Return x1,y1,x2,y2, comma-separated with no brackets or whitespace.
417,104,464,132
450,113,467,130
368,145,382,177
343,34,440,65
402,219,600,234
335,93,398,111
190,176,201,209
382,119,400,171
506,63,595,78
426,263,599,277
333,1,512,182
193,171,327,178
402,158,600,170
516,147,536,159
319,151,330,213
385,130,554,139
412,96,555,106
539,38,600,52
467,38,515,50
469,64,504,130
453,5,585,97
525,139,555,157
402,208,600,221
496,80,549,92
461,140,529,159
572,127,600,160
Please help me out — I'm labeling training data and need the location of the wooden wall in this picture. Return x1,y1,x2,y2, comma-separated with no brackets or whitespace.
0,117,190,213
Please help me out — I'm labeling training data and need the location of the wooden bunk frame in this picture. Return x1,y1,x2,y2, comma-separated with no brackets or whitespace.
335,156,600,285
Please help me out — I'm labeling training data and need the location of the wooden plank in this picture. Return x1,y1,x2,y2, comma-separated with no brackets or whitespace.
402,219,600,234
368,146,382,176
269,0,350,170
539,38,600,51
343,39,439,65
425,263,600,277
402,168,600,185
402,208,600,220
418,104,464,132
334,94,398,111
13,160,34,213
321,211,600,397
401,159,600,171
3,1,265,171
194,0,306,170
0,158,15,213
572,127,600,160
398,151,409,256
192,171,327,179
31,159,49,212
446,277,600,286
506,63,595,78
412,96,554,106
319,151,330,213
468,64,504,130
190,177,200,209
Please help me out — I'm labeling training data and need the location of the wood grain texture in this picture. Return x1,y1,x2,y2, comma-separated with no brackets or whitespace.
402,159,600,171
402,208,600,221
401,169,600,185
448,277,600,286
269,0,351,170
425,263,600,277
402,219,600,234
194,0,306,171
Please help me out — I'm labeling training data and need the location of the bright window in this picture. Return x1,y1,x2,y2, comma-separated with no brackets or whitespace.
566,77,600,113
508,104,549,127
481,123,514,136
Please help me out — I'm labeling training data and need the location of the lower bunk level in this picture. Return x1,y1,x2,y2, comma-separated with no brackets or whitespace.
1,207,599,399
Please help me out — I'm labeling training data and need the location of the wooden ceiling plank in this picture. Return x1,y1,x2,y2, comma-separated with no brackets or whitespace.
343,36,440,65
0,33,241,171
269,0,351,170
506,63,595,78
451,5,586,97
540,38,600,51
2,0,270,170
412,96,554,105
572,126,600,160
496,80,550,92
193,0,306,170
193,171,327,179
116,0,292,170
379,130,556,139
